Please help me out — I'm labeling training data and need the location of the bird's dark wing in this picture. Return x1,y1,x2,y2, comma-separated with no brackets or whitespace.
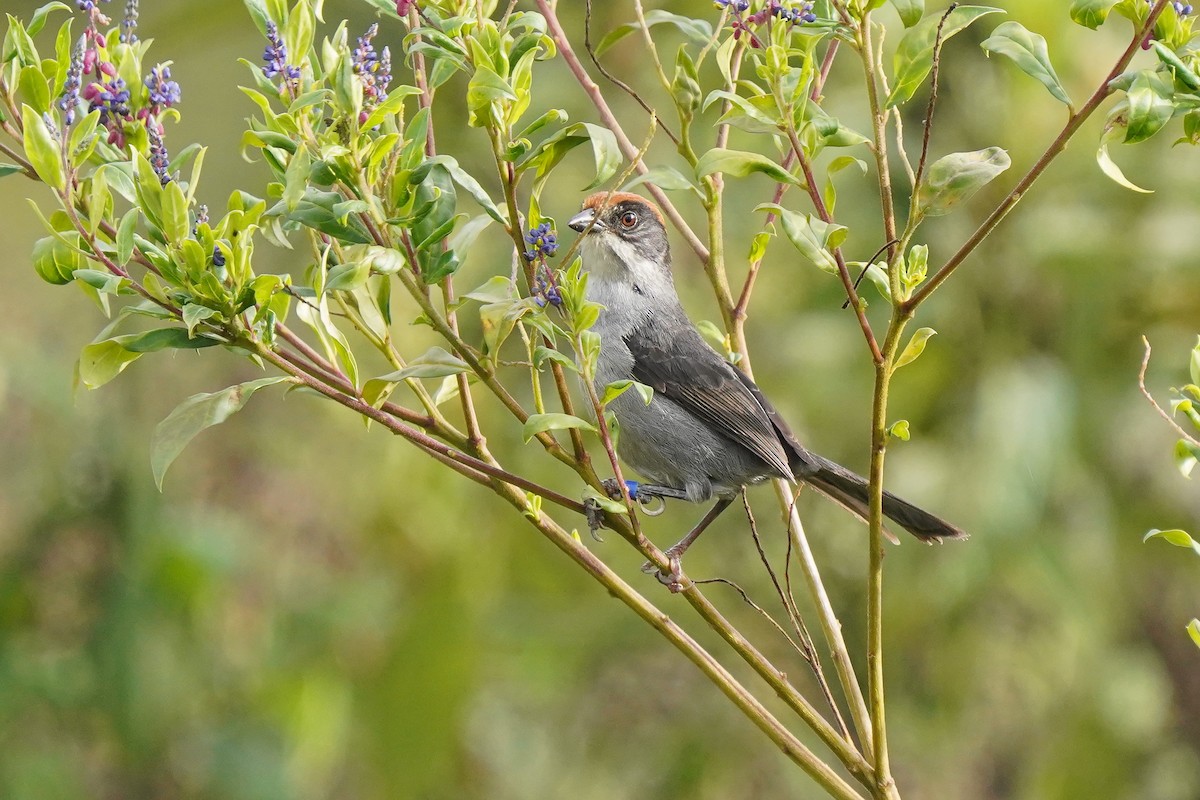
624,320,794,479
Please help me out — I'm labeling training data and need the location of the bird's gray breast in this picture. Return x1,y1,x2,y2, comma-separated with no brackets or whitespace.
585,284,767,502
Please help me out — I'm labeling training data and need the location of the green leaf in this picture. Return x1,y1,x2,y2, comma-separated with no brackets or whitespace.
1151,40,1200,92
916,147,1011,217
1070,0,1120,28
1142,528,1200,555
31,233,84,285
888,6,1005,107
1096,131,1152,193
78,340,142,389
465,275,518,304
595,11,712,56
1188,619,1200,650
151,377,290,490
1191,337,1200,386
72,268,130,295
892,0,925,26
888,420,911,441
20,104,64,191
27,2,72,36
697,149,802,185
600,379,653,407
183,303,218,334
0,163,25,179
622,165,702,196
115,208,138,265
283,146,311,211
324,261,370,294
1122,70,1175,144
160,180,191,243
522,412,596,442
1175,438,1200,478
756,204,846,274
981,22,1072,107
894,327,936,370
18,64,50,113
362,346,469,406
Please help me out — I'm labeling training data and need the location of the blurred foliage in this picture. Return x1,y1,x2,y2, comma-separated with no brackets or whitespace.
0,1,1199,799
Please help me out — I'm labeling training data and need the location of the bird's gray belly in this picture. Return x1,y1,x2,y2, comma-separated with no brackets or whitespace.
594,342,771,502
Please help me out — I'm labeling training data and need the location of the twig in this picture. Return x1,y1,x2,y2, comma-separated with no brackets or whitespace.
584,0,681,147
1139,336,1200,445
534,0,710,264
742,493,853,744
912,4,957,195
906,0,1174,310
776,479,875,761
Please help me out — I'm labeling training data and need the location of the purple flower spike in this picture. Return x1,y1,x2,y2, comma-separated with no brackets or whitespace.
120,0,138,42
145,64,181,111
147,124,172,186
262,21,301,85
59,41,85,125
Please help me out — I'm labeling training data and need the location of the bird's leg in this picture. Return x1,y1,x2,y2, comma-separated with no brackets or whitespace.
641,495,735,592
601,479,689,502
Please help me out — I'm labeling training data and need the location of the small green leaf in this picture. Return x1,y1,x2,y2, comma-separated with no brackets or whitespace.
888,420,911,441
363,348,469,408
324,261,370,294
622,165,702,196
1143,528,1200,555
114,328,222,352
160,180,190,243
79,340,142,389
888,6,1005,107
600,379,653,407
0,163,26,179
595,11,712,56
522,412,597,442
18,64,50,113
1175,439,1200,478
697,149,802,185
1190,336,1200,386
151,377,290,489
1151,40,1200,92
1096,133,1152,193
1122,70,1175,144
916,147,1011,217
183,303,218,334
116,208,138,265
894,327,936,370
757,204,846,274
1187,619,1200,649
21,104,64,191
31,233,84,285
72,268,130,295
1070,0,1120,28
892,0,925,26
981,22,1072,107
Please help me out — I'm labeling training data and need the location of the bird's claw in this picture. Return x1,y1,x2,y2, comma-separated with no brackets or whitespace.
640,548,689,593
582,497,606,542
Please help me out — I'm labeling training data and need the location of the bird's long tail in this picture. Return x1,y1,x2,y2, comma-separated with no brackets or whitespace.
800,453,967,544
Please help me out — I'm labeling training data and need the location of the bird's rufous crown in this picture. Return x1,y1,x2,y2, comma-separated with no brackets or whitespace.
580,192,665,226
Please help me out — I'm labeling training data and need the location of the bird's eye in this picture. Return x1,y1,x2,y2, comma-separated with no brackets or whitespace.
619,210,639,229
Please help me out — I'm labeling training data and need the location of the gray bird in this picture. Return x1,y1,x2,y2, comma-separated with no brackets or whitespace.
567,192,965,582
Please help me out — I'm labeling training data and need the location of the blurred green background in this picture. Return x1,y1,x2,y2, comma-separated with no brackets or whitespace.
2,1,1199,798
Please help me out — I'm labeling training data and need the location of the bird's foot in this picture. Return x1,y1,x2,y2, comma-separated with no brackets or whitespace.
582,497,606,542
640,545,690,593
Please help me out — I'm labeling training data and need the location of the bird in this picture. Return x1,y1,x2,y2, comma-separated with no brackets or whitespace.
566,191,966,586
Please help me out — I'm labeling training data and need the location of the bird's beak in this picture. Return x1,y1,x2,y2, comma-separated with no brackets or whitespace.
568,207,602,233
